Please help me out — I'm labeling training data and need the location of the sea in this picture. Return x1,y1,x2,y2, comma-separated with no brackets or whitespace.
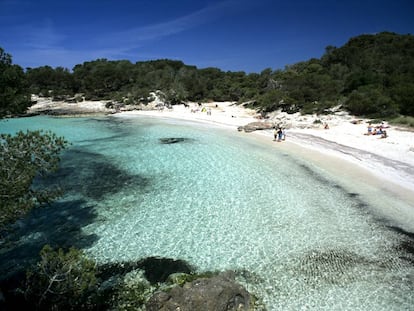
1,115,413,310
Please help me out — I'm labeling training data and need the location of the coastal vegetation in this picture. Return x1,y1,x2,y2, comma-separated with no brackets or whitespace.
0,48,31,116
1,32,413,120
20,31,414,119
0,130,68,233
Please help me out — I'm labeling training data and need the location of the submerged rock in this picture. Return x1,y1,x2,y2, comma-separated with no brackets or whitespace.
98,256,194,285
146,271,254,311
159,137,190,144
137,257,194,284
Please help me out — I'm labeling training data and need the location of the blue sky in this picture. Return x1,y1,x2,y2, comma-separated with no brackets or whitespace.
1,0,413,73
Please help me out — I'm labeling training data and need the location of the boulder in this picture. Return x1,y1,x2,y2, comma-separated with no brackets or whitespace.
146,271,253,311
238,122,274,133
27,96,115,116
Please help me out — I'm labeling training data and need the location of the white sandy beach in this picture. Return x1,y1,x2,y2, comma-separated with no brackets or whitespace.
26,97,414,242
117,102,414,187
115,102,414,232
29,97,414,206
29,98,414,186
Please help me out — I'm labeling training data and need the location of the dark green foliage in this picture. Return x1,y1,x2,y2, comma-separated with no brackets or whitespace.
26,66,76,97
0,48,32,117
323,32,414,117
4,31,414,119
390,83,414,116
108,279,152,311
254,32,414,118
344,86,399,117
1,253,197,310
24,245,98,310
72,59,136,99
2,252,245,311
0,130,68,232
389,115,414,127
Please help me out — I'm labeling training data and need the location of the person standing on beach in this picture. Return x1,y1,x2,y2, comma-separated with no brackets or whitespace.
367,123,373,135
277,128,283,142
273,127,278,141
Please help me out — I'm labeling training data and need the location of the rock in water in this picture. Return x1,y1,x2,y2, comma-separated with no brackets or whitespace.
159,137,187,144
146,271,253,311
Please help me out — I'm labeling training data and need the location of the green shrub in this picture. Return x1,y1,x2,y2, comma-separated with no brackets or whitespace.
389,116,414,128
109,277,153,311
24,245,98,310
0,130,68,233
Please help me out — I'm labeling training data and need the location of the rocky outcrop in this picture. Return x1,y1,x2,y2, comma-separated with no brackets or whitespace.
237,121,275,132
27,93,172,116
28,96,115,116
146,271,254,311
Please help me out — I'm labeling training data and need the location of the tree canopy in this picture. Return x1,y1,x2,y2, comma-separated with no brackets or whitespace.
2,32,414,119
0,48,31,117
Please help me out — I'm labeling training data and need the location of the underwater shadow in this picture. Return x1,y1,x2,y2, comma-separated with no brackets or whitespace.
387,225,414,264
159,137,195,144
39,148,152,201
0,199,99,281
98,256,195,285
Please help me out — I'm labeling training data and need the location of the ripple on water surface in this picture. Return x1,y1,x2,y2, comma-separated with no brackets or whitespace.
1,115,413,310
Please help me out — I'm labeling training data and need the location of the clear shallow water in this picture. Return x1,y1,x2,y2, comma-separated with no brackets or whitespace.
1,116,413,310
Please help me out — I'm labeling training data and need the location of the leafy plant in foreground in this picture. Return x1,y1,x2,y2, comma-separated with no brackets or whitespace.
0,130,68,233
24,245,98,310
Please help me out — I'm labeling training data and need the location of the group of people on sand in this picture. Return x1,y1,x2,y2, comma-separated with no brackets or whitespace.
365,122,388,138
273,127,286,142
190,103,211,115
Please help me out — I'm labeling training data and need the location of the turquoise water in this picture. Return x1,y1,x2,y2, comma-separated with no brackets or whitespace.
1,115,413,310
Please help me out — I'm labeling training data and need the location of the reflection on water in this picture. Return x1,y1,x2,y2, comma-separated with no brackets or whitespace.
0,115,413,310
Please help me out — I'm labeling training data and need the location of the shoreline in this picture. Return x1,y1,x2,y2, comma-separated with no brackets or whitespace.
114,105,414,230
257,130,414,193
115,106,414,191
28,97,414,216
